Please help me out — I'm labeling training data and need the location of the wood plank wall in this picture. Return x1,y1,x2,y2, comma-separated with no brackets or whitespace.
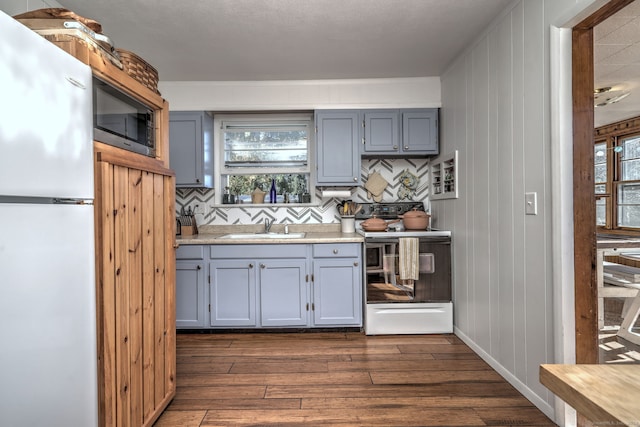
95,143,176,427
436,0,638,422
435,0,554,416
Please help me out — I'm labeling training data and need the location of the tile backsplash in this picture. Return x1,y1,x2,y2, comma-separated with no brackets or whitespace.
176,158,430,226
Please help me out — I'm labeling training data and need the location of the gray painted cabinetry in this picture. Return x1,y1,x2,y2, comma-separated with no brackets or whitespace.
175,245,206,328
169,111,214,188
315,110,361,185
315,109,439,187
175,242,363,329
312,244,362,326
362,109,439,155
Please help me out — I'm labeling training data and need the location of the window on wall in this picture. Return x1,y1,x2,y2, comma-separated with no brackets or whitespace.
216,113,314,204
595,140,609,227
595,118,640,232
618,135,640,227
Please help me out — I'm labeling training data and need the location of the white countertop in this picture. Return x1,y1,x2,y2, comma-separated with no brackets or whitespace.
177,224,364,245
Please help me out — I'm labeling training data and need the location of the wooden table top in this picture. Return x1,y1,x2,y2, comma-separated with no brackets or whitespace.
540,364,640,426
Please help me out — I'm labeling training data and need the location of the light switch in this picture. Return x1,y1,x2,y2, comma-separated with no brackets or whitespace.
525,192,537,215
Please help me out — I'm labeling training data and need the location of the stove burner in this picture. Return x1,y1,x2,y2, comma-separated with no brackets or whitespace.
355,201,425,220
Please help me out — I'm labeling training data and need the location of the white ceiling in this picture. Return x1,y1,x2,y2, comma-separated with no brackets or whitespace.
53,0,640,127
595,0,640,127
57,0,511,82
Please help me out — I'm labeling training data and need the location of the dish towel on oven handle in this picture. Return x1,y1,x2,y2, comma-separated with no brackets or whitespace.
399,237,420,281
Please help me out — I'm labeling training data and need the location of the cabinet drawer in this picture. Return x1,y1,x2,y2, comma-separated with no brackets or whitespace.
176,245,204,260
210,244,307,259
313,243,359,258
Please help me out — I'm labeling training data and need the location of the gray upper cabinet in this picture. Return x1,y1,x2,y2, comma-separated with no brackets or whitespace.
402,109,438,155
315,110,360,186
169,111,214,188
361,109,439,156
361,110,401,154
175,261,206,328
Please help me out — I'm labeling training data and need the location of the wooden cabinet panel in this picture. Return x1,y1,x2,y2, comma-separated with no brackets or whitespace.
95,142,176,427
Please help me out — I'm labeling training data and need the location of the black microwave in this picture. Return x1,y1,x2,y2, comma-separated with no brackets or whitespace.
92,77,155,157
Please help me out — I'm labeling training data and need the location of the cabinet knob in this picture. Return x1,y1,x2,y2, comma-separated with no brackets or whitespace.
404,146,409,150
249,263,254,268
333,249,339,254
196,178,201,183
260,263,266,269
197,265,201,270
393,145,398,150
354,262,359,267
353,177,358,182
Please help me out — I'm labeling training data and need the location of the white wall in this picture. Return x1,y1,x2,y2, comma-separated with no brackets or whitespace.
159,77,440,111
434,0,601,424
0,0,63,15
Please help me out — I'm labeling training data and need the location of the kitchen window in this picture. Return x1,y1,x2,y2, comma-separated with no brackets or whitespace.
618,135,640,228
595,117,640,233
595,141,609,227
215,113,314,204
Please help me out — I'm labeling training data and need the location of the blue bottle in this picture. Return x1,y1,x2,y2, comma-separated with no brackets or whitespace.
270,179,277,203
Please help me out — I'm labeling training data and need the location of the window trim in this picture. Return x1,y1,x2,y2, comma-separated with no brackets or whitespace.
213,112,316,206
595,116,640,234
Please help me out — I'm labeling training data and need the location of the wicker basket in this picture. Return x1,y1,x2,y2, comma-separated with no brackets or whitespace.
115,48,160,94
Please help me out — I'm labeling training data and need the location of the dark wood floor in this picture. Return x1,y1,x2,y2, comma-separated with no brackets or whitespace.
154,332,555,426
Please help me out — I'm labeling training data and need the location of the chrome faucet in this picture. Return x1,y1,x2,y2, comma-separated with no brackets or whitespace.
264,218,272,233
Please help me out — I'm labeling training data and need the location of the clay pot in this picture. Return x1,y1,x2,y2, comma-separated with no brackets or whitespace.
360,216,399,232
251,188,266,204
400,209,430,230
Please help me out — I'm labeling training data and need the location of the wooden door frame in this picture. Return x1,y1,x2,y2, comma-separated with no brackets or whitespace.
573,0,635,364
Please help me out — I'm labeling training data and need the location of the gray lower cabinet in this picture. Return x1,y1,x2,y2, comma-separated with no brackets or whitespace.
209,259,257,327
312,244,362,326
259,259,308,327
175,242,362,329
175,245,206,328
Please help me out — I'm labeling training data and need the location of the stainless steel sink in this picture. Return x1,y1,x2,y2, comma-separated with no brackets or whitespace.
219,232,306,240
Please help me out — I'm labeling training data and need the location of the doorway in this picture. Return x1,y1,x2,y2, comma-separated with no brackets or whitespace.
573,0,636,364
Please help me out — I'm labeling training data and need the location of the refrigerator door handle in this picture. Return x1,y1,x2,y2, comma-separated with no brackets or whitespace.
53,198,94,205
65,76,87,89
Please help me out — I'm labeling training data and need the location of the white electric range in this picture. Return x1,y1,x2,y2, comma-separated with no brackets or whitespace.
356,202,453,335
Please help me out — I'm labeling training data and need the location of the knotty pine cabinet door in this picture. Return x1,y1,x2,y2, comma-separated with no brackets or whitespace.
94,142,176,427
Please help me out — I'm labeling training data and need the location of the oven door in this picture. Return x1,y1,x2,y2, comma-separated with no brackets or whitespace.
365,237,451,304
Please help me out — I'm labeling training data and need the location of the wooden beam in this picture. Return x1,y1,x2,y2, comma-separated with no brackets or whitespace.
573,26,598,365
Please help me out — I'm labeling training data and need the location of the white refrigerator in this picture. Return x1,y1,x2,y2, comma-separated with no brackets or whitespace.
0,11,98,427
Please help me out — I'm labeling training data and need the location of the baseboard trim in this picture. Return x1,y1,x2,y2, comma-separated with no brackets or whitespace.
454,327,556,422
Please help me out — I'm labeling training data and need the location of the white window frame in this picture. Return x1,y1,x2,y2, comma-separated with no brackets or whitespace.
213,112,316,205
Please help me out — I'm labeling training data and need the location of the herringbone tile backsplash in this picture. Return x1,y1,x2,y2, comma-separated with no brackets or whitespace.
176,158,430,226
